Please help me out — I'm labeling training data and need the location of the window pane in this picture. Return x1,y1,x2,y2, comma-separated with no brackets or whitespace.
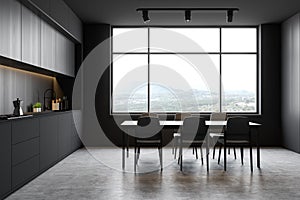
221,54,257,112
222,28,257,52
113,28,148,53
112,54,148,112
150,54,220,112
150,28,220,53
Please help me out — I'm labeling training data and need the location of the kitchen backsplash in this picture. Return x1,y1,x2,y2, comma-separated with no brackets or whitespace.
0,65,53,114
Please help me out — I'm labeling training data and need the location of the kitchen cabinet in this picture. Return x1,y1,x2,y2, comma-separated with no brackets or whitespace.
23,0,82,43
66,38,75,77
0,122,12,199
71,119,82,152
0,0,76,77
58,113,72,158
12,155,39,189
21,5,41,66
55,31,67,74
39,115,58,171
56,31,75,77
0,0,21,61
12,138,39,166
41,19,56,71
0,112,81,198
11,118,40,190
12,118,39,145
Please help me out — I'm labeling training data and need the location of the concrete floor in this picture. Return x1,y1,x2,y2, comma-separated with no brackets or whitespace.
6,147,300,200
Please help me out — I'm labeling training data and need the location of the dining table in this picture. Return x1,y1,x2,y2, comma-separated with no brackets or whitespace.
120,120,261,171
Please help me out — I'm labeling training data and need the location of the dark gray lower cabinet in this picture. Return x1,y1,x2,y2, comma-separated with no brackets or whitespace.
0,112,81,199
12,118,39,144
58,113,71,158
12,138,39,166
0,122,11,199
10,118,40,193
71,120,81,152
12,156,39,189
40,115,58,171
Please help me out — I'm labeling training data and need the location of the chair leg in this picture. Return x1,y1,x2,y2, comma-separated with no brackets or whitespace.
200,147,203,165
206,143,209,171
228,147,230,155
213,146,216,159
250,145,253,172
195,147,198,159
172,137,175,155
180,144,183,171
127,137,129,158
193,147,195,155
233,147,237,159
137,146,141,162
158,147,163,171
218,146,222,164
240,147,244,165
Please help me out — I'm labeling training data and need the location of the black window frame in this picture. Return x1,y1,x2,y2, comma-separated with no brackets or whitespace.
110,25,259,115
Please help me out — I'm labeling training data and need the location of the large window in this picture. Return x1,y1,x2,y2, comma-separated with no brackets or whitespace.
111,27,258,113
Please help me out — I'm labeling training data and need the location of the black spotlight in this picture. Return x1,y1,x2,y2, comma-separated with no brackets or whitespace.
227,10,233,23
142,10,150,23
185,10,191,22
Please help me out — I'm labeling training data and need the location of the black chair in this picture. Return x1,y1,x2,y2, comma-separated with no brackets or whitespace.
218,116,253,172
172,113,191,159
134,116,163,172
179,116,209,171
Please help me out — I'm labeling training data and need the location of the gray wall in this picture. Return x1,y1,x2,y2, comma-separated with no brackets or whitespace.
251,24,281,146
281,13,300,153
0,65,53,115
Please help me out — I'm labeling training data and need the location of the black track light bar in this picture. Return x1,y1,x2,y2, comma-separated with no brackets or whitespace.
137,7,239,23
136,8,239,12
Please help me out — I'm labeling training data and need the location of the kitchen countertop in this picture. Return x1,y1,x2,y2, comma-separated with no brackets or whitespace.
0,110,73,123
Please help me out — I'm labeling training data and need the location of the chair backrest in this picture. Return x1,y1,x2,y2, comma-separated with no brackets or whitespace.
181,116,207,141
208,112,227,134
135,116,161,139
226,116,250,140
175,113,191,121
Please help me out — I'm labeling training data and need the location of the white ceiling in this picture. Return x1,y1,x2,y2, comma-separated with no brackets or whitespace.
64,0,300,25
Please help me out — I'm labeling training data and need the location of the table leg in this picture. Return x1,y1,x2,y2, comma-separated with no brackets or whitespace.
257,128,260,168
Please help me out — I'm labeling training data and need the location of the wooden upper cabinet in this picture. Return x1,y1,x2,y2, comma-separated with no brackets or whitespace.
0,0,21,61
21,5,41,66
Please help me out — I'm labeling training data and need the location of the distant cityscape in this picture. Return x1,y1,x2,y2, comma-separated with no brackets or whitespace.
113,89,256,113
